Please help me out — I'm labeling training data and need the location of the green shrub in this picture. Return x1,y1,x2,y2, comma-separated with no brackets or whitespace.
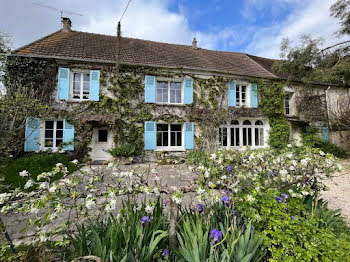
301,126,346,157
106,144,137,157
186,150,209,166
0,153,78,191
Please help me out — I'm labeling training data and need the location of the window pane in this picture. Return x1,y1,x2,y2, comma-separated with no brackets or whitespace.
56,130,63,139
45,130,53,138
230,128,235,146
235,128,240,146
157,132,162,146
56,139,63,147
248,128,252,146
171,124,181,131
57,121,63,129
83,82,90,93
243,120,251,125
98,130,108,142
163,131,168,146
83,73,90,82
255,120,263,125
156,81,168,103
177,131,182,146
255,128,259,146
45,121,54,129
170,82,181,103
241,86,246,104
157,124,168,131
260,128,264,146
243,128,247,146
236,85,240,105
222,127,227,146
231,120,239,125
45,139,53,147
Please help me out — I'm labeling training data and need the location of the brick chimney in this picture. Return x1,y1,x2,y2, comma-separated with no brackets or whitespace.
192,37,197,49
61,17,72,32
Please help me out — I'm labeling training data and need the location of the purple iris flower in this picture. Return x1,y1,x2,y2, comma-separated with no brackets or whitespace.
197,204,204,214
276,196,284,203
141,216,151,226
233,210,238,216
162,249,169,257
164,199,170,205
272,170,278,177
282,193,288,199
250,225,254,233
291,215,295,220
227,165,232,172
221,195,231,207
210,228,223,244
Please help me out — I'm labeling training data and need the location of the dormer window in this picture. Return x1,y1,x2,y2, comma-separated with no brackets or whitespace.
236,84,247,106
73,72,90,100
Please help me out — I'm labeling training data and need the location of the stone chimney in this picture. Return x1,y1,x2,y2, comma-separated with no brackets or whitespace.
192,37,197,49
61,17,72,32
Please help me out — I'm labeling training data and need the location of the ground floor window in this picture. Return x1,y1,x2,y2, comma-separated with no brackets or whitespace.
44,120,63,148
157,124,182,148
219,119,266,148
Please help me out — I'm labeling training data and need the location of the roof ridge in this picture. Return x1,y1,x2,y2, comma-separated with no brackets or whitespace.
244,53,278,79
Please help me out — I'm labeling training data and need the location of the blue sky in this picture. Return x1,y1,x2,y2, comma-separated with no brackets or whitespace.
0,0,348,58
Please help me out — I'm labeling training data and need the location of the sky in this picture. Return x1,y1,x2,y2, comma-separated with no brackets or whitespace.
0,0,349,58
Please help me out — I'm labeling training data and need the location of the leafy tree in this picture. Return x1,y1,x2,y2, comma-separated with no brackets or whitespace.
331,0,350,36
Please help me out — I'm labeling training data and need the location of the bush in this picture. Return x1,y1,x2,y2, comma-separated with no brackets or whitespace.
107,144,136,157
0,153,78,191
187,150,209,166
301,126,346,157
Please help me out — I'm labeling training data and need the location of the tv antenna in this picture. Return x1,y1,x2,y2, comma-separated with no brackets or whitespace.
32,2,83,18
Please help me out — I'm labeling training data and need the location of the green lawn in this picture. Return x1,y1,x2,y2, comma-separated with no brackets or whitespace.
0,153,79,192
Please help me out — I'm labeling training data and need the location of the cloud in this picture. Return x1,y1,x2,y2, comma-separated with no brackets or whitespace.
244,0,350,58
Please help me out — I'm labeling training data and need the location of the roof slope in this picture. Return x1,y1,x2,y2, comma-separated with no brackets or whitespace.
13,30,279,79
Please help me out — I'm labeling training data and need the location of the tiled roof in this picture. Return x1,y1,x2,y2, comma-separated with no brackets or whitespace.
13,29,279,79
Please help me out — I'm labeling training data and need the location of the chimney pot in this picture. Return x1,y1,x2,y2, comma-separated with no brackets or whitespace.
61,17,72,32
192,37,197,49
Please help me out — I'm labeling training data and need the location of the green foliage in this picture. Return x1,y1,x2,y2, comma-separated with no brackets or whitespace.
69,199,168,262
257,80,290,149
330,0,350,36
106,144,137,157
301,126,346,157
187,150,209,166
0,153,78,192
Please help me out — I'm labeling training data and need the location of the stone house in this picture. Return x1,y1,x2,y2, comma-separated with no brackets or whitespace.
12,18,350,161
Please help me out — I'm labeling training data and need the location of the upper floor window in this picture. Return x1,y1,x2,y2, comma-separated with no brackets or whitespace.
236,84,247,106
156,124,182,148
284,93,290,115
73,72,90,100
44,120,63,148
156,81,182,104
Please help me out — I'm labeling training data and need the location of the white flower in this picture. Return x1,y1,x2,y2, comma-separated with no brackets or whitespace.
39,182,49,190
85,199,96,210
319,151,325,156
145,205,154,214
24,179,34,189
110,199,117,210
204,171,210,178
107,162,114,168
49,184,57,193
39,234,47,242
56,163,63,168
279,170,288,176
19,170,29,177
289,166,295,171
337,164,342,170
171,195,182,204
0,193,11,205
72,159,79,165
220,175,227,180
30,207,40,214
196,187,205,195
301,191,309,196
210,153,217,160
246,195,254,202
287,144,292,148
105,204,112,213
300,159,308,166
55,203,64,213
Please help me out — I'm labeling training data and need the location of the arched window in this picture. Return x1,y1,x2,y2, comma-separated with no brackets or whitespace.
254,120,264,146
243,120,251,125
230,120,240,146
243,120,252,145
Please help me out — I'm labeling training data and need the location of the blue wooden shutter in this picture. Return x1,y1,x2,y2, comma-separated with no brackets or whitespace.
250,83,258,108
90,70,100,101
184,122,194,150
24,117,40,152
228,81,236,107
57,68,70,100
144,121,156,150
145,75,156,103
322,127,329,142
184,78,193,104
63,119,74,151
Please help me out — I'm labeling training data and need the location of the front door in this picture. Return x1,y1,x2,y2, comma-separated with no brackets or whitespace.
92,128,112,161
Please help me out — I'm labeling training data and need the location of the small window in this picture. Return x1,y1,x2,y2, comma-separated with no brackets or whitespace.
157,124,182,147
219,127,228,146
98,130,108,142
231,120,239,125
73,72,90,100
285,94,290,115
44,120,63,148
156,81,182,104
236,84,247,106
243,120,251,125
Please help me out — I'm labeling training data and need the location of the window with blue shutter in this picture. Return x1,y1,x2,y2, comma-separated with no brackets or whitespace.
89,70,100,101
24,117,40,152
184,122,194,150
63,119,74,151
144,121,156,150
184,78,193,104
145,76,156,103
58,68,70,100
228,81,236,107
250,83,258,108
322,127,329,142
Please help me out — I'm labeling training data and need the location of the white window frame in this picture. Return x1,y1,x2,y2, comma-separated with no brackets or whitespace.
43,120,64,149
156,123,184,151
70,69,90,101
236,83,248,106
155,78,183,105
284,93,291,115
219,119,267,149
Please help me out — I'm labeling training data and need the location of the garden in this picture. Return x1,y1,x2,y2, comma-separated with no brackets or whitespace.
1,145,350,261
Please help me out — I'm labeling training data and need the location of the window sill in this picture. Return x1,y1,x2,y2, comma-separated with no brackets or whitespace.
154,102,184,106
155,147,186,152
